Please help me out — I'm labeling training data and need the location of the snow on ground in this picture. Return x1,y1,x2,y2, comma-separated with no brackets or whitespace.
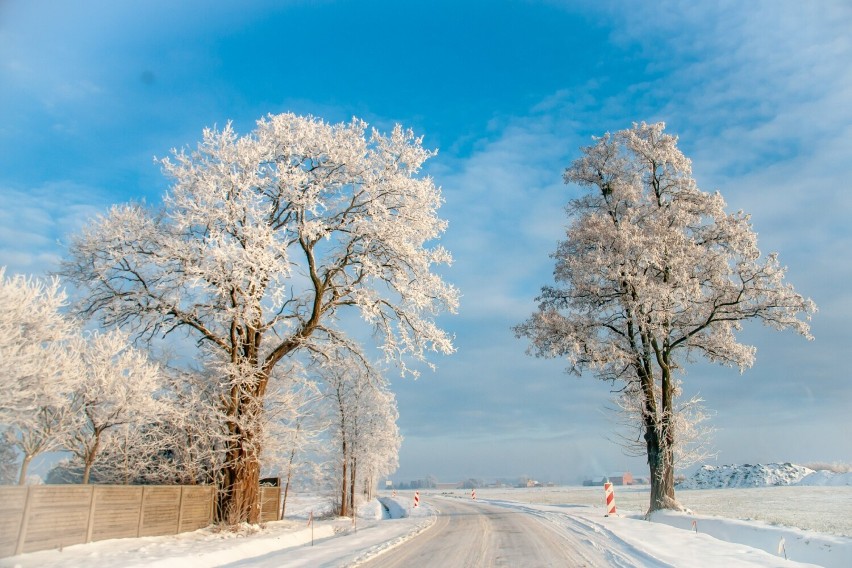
472,497,845,568
3,473,852,567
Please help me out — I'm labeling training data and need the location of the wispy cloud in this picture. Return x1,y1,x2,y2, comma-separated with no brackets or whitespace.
0,182,110,276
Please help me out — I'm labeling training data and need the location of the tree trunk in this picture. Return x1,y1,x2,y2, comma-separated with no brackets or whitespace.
340,438,349,517
645,423,673,511
82,457,94,484
219,383,264,525
220,439,262,524
17,454,32,485
281,447,296,518
82,432,101,485
645,366,677,513
349,455,356,516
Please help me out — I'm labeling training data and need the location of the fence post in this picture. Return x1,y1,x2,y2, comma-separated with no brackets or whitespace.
136,486,147,537
85,486,98,543
175,487,186,534
14,486,34,556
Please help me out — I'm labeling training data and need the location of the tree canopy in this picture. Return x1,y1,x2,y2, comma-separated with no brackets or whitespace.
61,113,457,522
516,122,815,512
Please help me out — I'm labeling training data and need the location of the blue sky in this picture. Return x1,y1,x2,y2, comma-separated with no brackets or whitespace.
2,0,850,483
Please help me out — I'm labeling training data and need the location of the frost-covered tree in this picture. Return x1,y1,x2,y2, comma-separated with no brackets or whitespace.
0,431,19,484
349,378,401,503
610,380,716,475
64,330,163,484
61,113,457,523
0,268,80,484
319,353,401,517
260,370,325,517
516,123,815,513
147,368,230,486
321,355,363,518
50,366,226,486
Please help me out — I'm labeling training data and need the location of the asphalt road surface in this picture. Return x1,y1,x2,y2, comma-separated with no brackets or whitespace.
358,496,646,568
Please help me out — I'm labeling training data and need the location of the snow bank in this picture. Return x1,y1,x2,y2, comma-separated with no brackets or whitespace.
0,521,336,568
357,499,385,520
377,496,408,519
679,462,852,490
645,509,851,568
796,470,852,486
678,463,814,489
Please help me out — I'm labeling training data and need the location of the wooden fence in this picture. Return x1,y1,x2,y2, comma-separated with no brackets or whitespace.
0,483,282,558
259,484,281,523
0,484,216,557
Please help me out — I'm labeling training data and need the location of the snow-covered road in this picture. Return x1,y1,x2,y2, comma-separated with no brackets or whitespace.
359,496,663,567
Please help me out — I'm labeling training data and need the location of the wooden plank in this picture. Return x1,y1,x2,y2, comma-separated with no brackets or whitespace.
0,487,27,557
178,486,214,532
21,485,92,554
90,486,144,541
138,486,181,537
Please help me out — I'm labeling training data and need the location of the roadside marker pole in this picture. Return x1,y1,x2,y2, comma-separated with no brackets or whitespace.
471,489,476,500
604,482,617,517
414,490,420,508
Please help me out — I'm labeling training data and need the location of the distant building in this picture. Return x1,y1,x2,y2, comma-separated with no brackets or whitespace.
608,472,634,485
583,472,635,486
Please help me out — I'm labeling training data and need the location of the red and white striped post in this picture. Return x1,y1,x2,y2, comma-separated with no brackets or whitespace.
604,481,617,516
392,489,397,498
413,490,420,508
471,488,476,500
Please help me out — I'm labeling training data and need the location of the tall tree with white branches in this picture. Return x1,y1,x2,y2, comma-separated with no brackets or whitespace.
0,268,80,484
61,113,457,522
516,122,815,513
318,351,401,517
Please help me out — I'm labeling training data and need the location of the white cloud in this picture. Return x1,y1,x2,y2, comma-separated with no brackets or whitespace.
0,182,110,276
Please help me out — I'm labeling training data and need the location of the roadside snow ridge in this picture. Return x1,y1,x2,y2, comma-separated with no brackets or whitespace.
678,462,814,489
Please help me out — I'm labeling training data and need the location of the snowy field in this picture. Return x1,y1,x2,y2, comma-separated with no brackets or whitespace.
443,484,852,537
3,484,851,567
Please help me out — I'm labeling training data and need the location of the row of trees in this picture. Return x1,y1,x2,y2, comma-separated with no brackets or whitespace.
3,113,457,524
0,269,161,485
0,267,403,519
